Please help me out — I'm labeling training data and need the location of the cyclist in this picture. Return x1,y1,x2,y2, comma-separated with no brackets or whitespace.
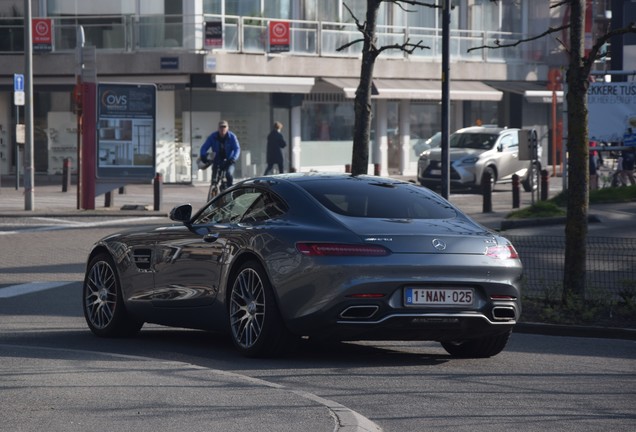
198,120,241,190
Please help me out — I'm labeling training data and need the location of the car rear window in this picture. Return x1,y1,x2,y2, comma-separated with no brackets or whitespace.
299,179,457,219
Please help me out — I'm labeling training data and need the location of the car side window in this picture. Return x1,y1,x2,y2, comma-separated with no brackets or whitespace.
241,192,288,223
499,134,517,152
193,188,262,225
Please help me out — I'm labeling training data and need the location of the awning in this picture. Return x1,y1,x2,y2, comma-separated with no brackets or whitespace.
0,75,190,87
485,81,564,104
320,78,502,101
213,75,315,93
524,90,564,104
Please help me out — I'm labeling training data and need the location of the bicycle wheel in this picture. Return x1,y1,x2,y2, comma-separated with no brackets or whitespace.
207,183,220,201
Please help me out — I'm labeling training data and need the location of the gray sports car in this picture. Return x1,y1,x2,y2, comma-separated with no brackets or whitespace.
83,173,523,358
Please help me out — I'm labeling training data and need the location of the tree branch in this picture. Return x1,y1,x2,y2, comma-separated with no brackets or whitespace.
375,39,430,56
583,22,636,75
467,25,570,52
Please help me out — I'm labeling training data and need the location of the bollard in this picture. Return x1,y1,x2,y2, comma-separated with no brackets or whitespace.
482,171,493,213
374,163,381,176
153,172,163,211
345,164,351,173
540,169,549,201
62,158,71,192
512,174,520,208
104,190,113,207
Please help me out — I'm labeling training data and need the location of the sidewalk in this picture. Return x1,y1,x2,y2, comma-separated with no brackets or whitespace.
1,176,634,237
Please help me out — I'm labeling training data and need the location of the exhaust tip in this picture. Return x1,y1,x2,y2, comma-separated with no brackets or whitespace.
492,306,516,320
340,305,379,319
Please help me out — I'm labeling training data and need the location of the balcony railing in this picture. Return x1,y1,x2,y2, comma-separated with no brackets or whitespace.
0,13,546,64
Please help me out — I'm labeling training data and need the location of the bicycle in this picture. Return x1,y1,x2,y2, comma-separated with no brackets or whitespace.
598,157,624,189
207,165,227,202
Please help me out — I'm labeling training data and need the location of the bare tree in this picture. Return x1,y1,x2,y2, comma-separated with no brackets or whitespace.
340,0,438,176
470,0,636,303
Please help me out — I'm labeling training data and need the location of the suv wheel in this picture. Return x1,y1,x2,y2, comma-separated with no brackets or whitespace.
522,163,540,192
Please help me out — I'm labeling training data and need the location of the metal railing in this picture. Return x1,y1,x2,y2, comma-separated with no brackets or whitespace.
509,235,636,300
0,13,545,64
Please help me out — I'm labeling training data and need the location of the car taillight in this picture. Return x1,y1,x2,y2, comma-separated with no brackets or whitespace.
485,245,519,260
296,243,390,256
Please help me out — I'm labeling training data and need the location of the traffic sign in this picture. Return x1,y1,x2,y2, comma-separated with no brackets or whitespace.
14,92,25,106
14,74,24,92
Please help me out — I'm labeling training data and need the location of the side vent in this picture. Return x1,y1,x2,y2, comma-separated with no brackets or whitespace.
133,249,152,270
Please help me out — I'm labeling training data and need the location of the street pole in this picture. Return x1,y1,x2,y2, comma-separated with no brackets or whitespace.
440,0,451,199
24,0,35,210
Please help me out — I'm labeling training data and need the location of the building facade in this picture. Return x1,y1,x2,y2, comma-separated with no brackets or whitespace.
0,0,615,185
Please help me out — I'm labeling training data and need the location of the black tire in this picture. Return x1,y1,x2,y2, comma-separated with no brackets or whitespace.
440,329,512,358
228,260,291,358
83,253,143,337
480,166,496,192
522,163,540,192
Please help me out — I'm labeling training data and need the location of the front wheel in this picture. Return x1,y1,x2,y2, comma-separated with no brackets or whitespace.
440,330,512,358
83,253,142,337
228,261,291,357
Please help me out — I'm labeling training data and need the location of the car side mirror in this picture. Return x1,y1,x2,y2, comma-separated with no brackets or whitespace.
169,204,192,224
497,144,503,152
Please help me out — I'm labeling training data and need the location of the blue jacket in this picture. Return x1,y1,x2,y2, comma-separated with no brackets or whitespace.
200,131,241,165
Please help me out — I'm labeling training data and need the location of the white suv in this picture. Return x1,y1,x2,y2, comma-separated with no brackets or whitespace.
417,126,540,191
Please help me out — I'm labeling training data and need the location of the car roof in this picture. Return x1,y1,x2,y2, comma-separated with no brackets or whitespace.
454,126,518,135
246,172,406,185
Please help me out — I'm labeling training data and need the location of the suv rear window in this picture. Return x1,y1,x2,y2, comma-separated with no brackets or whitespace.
299,179,457,219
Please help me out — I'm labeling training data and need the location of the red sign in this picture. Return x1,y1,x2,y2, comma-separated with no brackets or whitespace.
32,18,52,52
269,21,289,53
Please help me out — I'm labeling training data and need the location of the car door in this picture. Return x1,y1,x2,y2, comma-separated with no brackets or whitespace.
496,132,524,182
151,187,262,308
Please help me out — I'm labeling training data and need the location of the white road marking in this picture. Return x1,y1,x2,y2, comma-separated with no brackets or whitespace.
0,217,165,236
0,281,71,298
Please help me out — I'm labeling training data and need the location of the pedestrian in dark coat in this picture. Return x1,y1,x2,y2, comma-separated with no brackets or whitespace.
264,121,286,175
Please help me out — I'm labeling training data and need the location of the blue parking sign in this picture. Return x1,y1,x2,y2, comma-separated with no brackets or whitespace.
14,74,24,92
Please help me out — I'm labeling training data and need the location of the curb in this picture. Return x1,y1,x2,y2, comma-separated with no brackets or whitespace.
515,322,636,340
500,214,601,230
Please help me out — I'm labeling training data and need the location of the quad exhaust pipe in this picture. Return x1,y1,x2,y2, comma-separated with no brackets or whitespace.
492,306,516,320
340,305,379,319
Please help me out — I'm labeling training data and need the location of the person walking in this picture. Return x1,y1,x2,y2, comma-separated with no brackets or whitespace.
619,147,635,186
198,120,241,188
264,121,286,175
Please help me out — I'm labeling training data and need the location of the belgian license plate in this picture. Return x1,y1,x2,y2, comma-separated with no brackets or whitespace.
430,169,441,175
405,288,474,306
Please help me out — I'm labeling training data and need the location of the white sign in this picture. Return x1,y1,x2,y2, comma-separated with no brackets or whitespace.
14,91,25,106
588,82,636,144
16,124,25,144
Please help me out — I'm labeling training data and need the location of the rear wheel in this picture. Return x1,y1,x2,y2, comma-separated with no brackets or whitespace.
207,183,219,201
228,260,291,357
83,253,142,337
522,163,540,192
441,330,512,358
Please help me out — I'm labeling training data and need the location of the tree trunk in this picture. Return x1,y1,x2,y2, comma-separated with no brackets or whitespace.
350,0,380,176
563,0,589,303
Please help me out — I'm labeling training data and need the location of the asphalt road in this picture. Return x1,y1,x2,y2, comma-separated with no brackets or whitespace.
1,210,635,431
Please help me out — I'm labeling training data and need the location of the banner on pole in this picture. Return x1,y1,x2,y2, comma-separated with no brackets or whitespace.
588,82,636,146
